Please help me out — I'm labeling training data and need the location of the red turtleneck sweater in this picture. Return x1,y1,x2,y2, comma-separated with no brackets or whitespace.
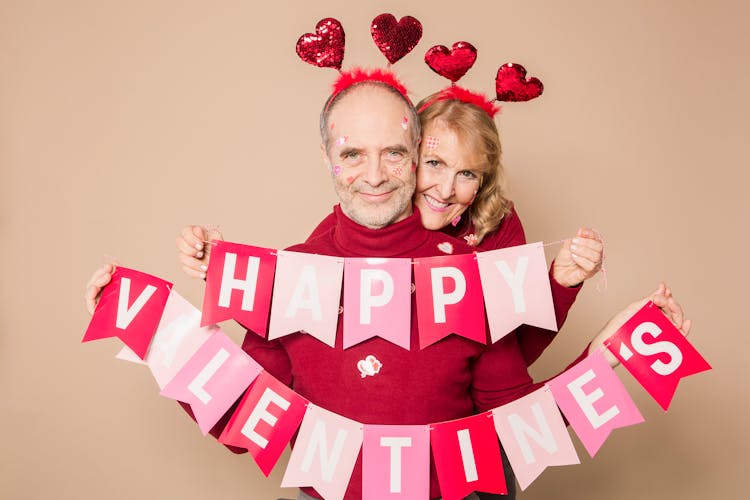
238,205,580,500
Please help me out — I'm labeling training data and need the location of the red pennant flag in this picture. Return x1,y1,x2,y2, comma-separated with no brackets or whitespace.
430,412,506,500
82,266,172,359
202,241,277,335
414,254,486,349
219,371,308,476
604,301,711,410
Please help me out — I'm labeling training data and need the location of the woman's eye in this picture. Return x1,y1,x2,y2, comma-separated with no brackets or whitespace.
459,170,478,179
425,159,440,168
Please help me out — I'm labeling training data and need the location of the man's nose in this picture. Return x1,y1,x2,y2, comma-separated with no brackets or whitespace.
362,155,389,186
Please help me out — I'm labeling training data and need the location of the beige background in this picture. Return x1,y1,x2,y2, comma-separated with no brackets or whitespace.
2,1,747,498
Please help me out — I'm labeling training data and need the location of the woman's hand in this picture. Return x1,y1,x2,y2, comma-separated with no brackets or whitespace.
84,262,118,315
552,227,604,288
176,225,224,279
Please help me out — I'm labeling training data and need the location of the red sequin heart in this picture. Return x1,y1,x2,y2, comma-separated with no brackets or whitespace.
295,18,345,70
495,63,544,102
370,13,422,64
425,42,477,82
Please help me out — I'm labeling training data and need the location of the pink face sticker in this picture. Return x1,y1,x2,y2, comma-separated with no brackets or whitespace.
426,135,439,150
333,165,342,176
330,122,335,130
411,161,417,172
401,116,408,130
345,176,354,185
391,166,403,176
337,136,349,146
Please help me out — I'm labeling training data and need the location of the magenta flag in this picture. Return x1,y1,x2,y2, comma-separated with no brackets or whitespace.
201,240,277,335
362,425,430,500
414,254,486,349
219,371,308,476
268,251,343,347
282,404,363,500
548,350,644,457
604,301,711,410
82,266,172,359
160,331,262,435
116,290,216,389
430,412,507,500
476,242,557,342
343,258,412,349
492,387,579,490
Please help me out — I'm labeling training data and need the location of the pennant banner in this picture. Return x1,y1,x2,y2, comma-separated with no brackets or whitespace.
116,290,216,389
219,370,309,476
82,266,172,360
160,331,263,435
492,387,579,490
547,350,644,457
414,253,486,349
362,424,430,500
268,251,344,347
604,301,711,410
202,241,277,335
343,258,412,349
476,242,557,342
282,404,364,500
431,412,507,500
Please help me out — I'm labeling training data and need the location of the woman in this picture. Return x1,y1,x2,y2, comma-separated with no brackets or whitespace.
175,88,605,366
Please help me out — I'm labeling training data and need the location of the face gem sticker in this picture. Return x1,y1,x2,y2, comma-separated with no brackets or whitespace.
401,116,408,129
411,161,417,172
337,136,349,146
345,176,354,185
426,135,440,150
333,165,342,176
391,166,403,176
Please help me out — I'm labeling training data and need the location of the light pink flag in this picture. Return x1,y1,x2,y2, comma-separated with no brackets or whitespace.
476,242,557,343
343,258,412,349
160,331,262,435
362,425,430,500
116,290,216,389
492,387,579,490
547,350,644,457
268,251,344,347
282,404,363,500
413,253,487,349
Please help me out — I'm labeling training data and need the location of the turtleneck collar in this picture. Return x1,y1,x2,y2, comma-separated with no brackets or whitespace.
332,204,430,257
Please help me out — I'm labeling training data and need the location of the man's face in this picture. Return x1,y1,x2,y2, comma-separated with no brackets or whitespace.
322,86,417,229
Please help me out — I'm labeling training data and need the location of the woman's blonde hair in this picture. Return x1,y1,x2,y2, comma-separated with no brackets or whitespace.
416,94,512,243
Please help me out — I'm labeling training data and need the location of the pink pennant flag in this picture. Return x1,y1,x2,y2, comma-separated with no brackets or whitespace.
268,251,343,347
82,266,172,359
282,404,363,500
201,240,277,335
362,424,430,500
413,254,486,349
604,301,711,410
219,371,308,476
476,242,557,342
116,290,216,389
160,331,262,435
343,258,412,349
430,412,507,500
492,387,579,490
547,349,644,457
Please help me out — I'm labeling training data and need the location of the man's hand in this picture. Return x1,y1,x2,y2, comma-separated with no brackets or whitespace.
590,283,692,367
552,227,604,288
176,225,223,279
84,262,118,315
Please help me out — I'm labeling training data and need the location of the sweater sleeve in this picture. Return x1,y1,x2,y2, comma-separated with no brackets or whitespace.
480,206,582,367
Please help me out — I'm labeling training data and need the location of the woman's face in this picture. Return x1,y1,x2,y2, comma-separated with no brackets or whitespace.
414,121,483,230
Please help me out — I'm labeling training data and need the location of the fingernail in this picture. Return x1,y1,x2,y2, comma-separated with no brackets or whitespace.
570,244,578,251
571,253,579,259
195,243,203,251
200,272,206,279
200,265,208,272
196,251,204,259
572,238,581,245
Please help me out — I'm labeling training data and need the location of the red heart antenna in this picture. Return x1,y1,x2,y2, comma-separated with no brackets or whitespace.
295,18,345,71
495,63,544,102
370,13,423,65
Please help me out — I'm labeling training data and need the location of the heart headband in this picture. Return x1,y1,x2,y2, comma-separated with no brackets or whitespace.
295,14,422,102
420,41,545,117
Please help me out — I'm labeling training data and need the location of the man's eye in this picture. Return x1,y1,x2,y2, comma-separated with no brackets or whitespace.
344,151,360,159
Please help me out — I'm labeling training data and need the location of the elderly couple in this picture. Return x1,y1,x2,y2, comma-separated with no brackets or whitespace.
85,71,690,499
